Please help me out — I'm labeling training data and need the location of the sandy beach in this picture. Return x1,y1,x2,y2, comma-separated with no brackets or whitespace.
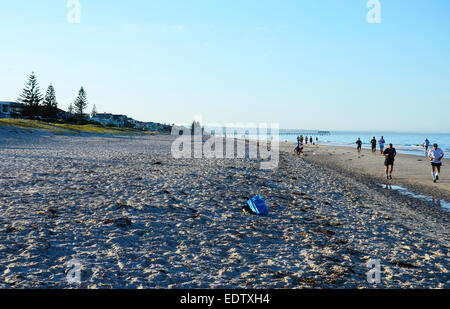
0,132,449,288
286,143,450,203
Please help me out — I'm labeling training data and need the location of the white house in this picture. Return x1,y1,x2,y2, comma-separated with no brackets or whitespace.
0,101,11,118
91,113,129,127
91,113,114,126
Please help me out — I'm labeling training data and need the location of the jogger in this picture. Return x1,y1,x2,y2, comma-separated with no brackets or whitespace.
428,144,445,183
383,143,397,180
356,138,362,153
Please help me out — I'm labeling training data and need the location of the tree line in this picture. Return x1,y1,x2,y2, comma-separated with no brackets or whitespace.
15,72,173,133
17,72,91,120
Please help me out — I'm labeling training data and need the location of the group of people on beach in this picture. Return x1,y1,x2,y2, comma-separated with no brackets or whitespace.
355,137,445,183
298,135,318,145
355,136,387,154
295,135,319,155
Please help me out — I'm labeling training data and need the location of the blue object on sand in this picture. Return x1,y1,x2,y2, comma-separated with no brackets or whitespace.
247,195,269,216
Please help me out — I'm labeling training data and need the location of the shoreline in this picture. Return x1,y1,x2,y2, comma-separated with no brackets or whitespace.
313,143,437,158
280,142,450,206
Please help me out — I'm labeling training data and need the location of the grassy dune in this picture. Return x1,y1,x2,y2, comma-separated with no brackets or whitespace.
0,119,159,135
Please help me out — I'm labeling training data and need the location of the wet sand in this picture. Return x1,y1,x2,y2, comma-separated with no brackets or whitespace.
0,132,449,288
291,143,450,203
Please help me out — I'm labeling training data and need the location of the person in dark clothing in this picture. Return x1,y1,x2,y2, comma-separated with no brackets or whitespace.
383,143,397,180
295,140,303,155
356,138,362,153
371,137,377,153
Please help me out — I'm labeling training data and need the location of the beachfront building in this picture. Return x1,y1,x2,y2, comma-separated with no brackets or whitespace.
9,102,26,118
133,121,148,130
126,118,152,130
90,112,168,132
112,115,128,127
0,101,11,118
0,101,26,118
91,113,129,127
1,101,70,120
0,101,25,118
145,122,159,131
54,108,71,120
126,117,138,128
91,113,114,126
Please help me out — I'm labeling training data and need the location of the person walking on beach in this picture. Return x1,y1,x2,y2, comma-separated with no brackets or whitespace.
310,136,313,144
356,138,362,153
371,136,377,153
383,143,397,180
428,144,444,183
305,136,308,145
379,136,386,155
424,138,430,155
300,135,304,144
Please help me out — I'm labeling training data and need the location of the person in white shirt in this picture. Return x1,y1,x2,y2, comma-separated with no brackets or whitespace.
428,144,445,183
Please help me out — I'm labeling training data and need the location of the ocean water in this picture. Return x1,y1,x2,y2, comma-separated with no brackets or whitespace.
379,184,450,212
280,131,450,157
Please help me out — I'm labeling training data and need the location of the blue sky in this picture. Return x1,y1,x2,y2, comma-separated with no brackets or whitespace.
0,0,449,132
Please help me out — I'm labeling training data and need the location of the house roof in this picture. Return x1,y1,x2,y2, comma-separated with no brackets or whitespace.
0,102,26,109
95,113,113,119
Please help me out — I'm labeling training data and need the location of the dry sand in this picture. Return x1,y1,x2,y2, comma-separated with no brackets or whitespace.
0,131,448,288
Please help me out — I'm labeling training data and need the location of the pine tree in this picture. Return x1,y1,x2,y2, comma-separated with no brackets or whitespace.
91,105,97,118
41,84,58,118
73,87,88,119
68,103,74,115
18,72,43,116
43,84,58,108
